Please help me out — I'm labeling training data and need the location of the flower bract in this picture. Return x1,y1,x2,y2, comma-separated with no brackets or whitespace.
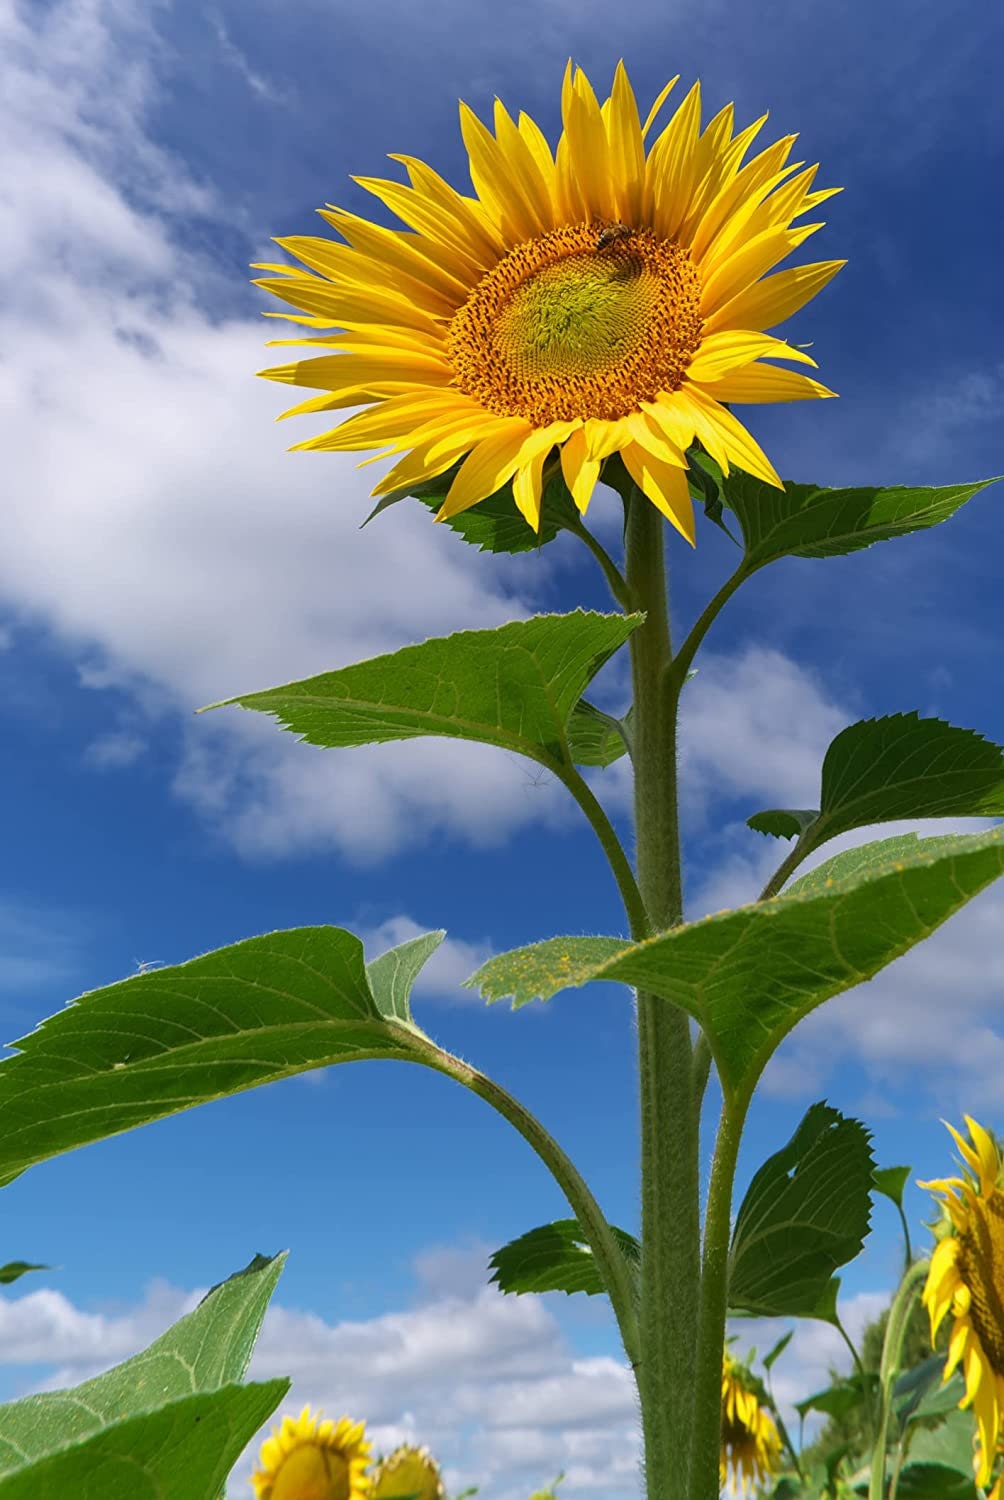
720,1351,783,1495
920,1115,1004,1491
251,1405,373,1500
370,1443,445,1500
255,61,843,542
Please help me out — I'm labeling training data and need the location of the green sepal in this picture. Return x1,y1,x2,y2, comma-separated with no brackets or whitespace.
728,1104,874,1318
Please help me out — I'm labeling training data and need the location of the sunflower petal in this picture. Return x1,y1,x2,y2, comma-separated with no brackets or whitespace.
621,441,696,544
704,258,846,334
438,422,534,519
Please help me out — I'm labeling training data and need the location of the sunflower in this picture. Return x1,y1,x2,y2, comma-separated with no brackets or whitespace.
720,1350,783,1496
919,1116,1004,1493
369,1443,445,1500
254,61,843,543
251,1405,372,1500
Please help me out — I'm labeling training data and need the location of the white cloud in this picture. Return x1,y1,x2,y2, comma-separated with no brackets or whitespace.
83,731,147,769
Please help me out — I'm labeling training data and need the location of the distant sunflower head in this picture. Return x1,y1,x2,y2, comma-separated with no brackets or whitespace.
919,1116,1004,1489
720,1351,783,1496
254,61,843,544
370,1443,445,1500
251,1405,372,1500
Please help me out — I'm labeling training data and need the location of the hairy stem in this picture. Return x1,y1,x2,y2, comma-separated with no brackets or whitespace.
624,493,700,1500
869,1258,930,1500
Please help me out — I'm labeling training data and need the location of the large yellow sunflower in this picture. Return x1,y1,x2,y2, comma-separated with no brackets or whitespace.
254,61,843,543
251,1405,372,1500
720,1350,783,1496
919,1116,1004,1493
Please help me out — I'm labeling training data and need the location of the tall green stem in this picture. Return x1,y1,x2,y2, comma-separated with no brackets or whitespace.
624,493,700,1500
869,1257,930,1500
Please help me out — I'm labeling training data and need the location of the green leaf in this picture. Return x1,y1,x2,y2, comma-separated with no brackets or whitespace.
0,1383,287,1500
689,449,741,546
721,473,999,568
785,833,942,897
488,1219,639,1297
897,1408,983,1499
466,827,1004,1102
905,1368,966,1427
0,927,443,1180
747,809,819,840
752,715,1004,866
203,612,643,776
893,1354,956,1429
728,1104,874,1318
873,1164,913,1210
794,1373,876,1424
0,1253,286,1485
565,700,632,767
366,930,445,1027
762,1330,794,1372
0,1261,48,1285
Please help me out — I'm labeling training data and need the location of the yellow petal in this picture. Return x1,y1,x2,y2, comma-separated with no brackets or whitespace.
437,422,533,519
559,426,602,514
511,420,580,528
641,75,680,141
686,330,818,381
387,153,508,261
563,65,614,220
692,363,836,404
644,80,701,236
459,101,536,242
517,109,559,213
626,410,688,467
681,385,784,488
700,222,824,317
351,174,493,276
492,99,556,234
620,441,696,544
606,60,646,225
704,258,846,335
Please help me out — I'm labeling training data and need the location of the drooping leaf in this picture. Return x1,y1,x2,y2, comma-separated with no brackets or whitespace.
0,1383,287,1500
747,809,819,840
565,700,632,767
203,612,643,776
728,1104,874,1318
873,1164,913,1211
689,449,741,545
488,1219,640,1298
721,473,999,567
893,1355,958,1429
794,1372,876,1424
0,1261,48,1285
0,1253,286,1482
762,1330,794,1372
466,827,1004,1103
0,928,444,1181
751,715,1004,867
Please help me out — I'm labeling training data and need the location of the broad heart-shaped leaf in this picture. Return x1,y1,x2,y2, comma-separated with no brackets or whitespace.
728,1104,873,1318
0,927,442,1181
488,1219,640,1297
204,612,642,776
466,827,1004,1103
749,714,1004,856
0,1383,287,1500
721,471,999,567
565,700,632,767
0,1260,48,1284
0,1252,285,1482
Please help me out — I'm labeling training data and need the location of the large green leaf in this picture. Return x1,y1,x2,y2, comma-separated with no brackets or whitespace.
0,1253,286,1483
0,929,441,1181
748,714,1004,862
203,612,642,775
721,473,998,567
728,1104,874,1318
488,1219,640,1298
466,827,1004,1102
896,1408,983,1500
0,1383,287,1500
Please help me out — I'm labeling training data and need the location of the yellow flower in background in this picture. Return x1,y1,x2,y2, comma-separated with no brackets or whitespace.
255,61,843,542
919,1116,1004,1492
251,1405,372,1500
370,1443,445,1500
720,1351,783,1496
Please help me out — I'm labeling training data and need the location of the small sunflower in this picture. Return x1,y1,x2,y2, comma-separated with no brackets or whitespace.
919,1116,1004,1491
251,1405,372,1500
255,61,843,543
720,1350,783,1496
370,1443,445,1500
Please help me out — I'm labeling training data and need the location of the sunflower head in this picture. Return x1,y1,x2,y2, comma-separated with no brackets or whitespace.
919,1115,1004,1488
369,1443,445,1500
255,61,843,544
720,1350,783,1496
251,1405,373,1500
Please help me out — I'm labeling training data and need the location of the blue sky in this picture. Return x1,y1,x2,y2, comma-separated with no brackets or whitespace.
1,0,1002,1493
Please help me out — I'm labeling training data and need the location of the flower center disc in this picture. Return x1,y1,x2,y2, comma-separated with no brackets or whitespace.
960,1191,1004,1375
447,223,704,424
271,1444,351,1500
